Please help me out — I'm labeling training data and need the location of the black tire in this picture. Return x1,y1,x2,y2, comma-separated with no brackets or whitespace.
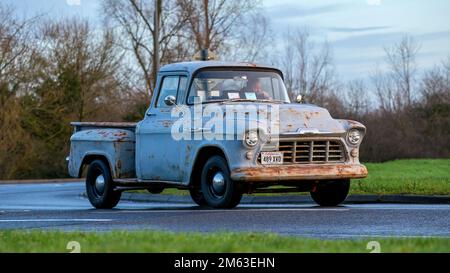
86,160,121,209
200,156,242,209
189,186,207,206
310,180,350,206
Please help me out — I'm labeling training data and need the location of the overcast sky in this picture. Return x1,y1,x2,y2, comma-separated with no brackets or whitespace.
6,0,450,81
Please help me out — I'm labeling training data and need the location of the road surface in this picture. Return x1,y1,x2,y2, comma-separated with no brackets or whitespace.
0,182,449,239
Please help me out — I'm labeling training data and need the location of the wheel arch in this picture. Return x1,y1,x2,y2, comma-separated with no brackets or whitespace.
189,145,229,187
79,154,114,178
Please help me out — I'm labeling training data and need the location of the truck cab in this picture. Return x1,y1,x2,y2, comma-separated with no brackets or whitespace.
68,61,368,209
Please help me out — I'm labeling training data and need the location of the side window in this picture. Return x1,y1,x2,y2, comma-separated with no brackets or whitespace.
271,77,280,100
177,76,187,103
156,76,183,108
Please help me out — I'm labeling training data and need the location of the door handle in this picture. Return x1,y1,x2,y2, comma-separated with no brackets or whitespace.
191,128,211,133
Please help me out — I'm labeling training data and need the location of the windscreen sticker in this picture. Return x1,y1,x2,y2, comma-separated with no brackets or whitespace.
245,92,257,100
210,90,220,97
227,92,240,99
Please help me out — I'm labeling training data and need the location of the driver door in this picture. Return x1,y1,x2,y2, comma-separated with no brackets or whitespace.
137,74,187,181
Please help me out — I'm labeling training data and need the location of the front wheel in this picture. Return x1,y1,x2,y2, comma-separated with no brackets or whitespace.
310,180,350,206
86,160,121,209
189,186,207,206
200,156,242,209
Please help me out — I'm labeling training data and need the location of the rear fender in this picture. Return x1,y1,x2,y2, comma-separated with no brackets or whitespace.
68,129,136,179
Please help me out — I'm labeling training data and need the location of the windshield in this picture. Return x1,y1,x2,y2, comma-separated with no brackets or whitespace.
187,70,290,104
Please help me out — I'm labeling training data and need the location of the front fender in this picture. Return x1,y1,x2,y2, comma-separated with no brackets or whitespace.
337,119,366,134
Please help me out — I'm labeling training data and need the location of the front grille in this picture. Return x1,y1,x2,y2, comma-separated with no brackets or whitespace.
260,140,345,164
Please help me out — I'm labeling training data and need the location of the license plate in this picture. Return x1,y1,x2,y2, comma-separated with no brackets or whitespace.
260,152,283,165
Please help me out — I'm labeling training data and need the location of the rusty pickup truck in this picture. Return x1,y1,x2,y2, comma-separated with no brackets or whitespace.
68,61,368,209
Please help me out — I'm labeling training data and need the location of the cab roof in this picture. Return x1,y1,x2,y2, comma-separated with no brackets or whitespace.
159,61,283,77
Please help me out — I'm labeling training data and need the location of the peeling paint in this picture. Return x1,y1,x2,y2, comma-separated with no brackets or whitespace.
231,164,368,182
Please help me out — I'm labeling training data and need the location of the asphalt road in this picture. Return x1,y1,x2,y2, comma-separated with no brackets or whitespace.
0,182,449,239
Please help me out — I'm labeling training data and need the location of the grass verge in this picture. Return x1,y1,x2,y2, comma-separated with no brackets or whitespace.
0,231,448,253
351,159,450,195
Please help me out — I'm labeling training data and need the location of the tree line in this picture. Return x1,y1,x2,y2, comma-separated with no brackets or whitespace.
0,1,448,179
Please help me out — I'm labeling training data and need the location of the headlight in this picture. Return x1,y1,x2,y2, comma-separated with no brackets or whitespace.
347,129,362,145
244,131,259,147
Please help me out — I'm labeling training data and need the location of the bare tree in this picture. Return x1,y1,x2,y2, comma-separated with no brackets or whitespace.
344,80,370,117
282,28,336,104
383,35,420,108
223,10,274,63
281,29,295,96
372,67,397,112
420,60,450,105
33,19,123,122
0,5,36,95
102,0,187,93
0,4,37,179
177,0,259,54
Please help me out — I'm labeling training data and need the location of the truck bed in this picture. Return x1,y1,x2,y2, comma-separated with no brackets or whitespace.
71,122,137,133
69,122,137,179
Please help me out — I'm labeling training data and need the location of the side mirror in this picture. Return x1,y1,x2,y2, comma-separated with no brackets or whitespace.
295,94,303,103
164,95,176,106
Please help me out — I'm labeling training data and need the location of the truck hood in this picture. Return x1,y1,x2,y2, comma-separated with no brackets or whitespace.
277,104,345,134
216,102,346,135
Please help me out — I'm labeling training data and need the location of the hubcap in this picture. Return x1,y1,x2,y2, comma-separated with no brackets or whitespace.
95,174,105,194
211,172,225,195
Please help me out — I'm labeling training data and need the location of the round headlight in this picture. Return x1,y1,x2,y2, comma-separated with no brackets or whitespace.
347,129,361,145
244,131,259,147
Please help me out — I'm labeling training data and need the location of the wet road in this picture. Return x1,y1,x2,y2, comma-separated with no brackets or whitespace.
0,182,449,239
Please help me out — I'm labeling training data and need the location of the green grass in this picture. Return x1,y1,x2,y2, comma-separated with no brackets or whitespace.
351,159,450,195
145,159,450,196
0,231,449,253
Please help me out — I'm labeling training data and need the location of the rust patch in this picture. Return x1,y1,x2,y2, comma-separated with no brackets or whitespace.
98,130,110,137
232,164,368,182
113,131,128,137
158,120,173,128
71,121,136,128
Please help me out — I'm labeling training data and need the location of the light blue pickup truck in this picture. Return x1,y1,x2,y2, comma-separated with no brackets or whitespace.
68,61,367,209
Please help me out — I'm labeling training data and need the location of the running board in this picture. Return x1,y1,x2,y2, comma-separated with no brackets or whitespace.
114,178,186,188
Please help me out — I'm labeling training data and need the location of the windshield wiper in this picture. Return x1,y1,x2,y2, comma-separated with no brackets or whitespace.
219,98,287,104
254,99,288,104
219,98,257,104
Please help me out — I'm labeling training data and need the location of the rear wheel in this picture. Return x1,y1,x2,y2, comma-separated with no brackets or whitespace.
200,156,242,209
310,180,350,206
86,160,121,209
